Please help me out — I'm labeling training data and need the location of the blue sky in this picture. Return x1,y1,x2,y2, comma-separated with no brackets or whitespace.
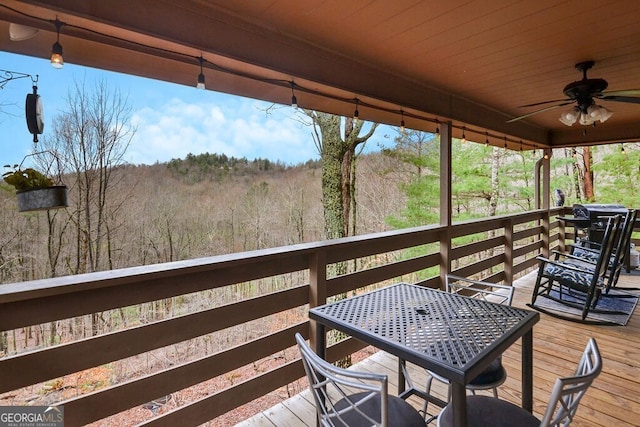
1,51,390,168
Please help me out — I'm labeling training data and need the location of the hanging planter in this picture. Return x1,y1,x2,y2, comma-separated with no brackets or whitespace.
15,185,68,212
3,152,68,212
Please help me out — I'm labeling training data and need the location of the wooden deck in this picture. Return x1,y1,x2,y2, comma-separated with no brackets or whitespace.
238,270,640,427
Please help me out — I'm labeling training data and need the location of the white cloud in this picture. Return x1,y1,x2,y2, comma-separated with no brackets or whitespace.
126,96,317,165
2,52,388,168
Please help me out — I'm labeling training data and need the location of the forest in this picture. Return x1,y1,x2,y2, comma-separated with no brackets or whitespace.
4,141,636,286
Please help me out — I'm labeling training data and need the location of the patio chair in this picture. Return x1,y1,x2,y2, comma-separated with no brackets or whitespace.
563,209,638,293
531,215,622,323
420,275,515,419
295,333,426,427
437,337,602,427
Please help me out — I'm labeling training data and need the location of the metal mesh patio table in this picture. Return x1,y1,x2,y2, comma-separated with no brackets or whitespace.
309,282,540,427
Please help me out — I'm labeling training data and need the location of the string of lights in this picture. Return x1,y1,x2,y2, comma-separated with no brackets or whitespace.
1,2,544,152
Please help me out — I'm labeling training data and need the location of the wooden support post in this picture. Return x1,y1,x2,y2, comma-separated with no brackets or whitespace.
504,218,514,285
439,121,452,290
309,250,327,354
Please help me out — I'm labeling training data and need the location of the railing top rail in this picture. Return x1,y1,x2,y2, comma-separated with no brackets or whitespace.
0,209,556,304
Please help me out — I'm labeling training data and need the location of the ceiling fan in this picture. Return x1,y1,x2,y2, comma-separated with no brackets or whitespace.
507,61,640,126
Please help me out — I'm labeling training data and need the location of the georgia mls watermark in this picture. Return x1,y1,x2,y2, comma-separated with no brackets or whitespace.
0,406,64,427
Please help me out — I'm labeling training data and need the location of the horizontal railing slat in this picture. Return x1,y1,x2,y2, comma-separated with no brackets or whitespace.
139,359,304,427
451,235,504,259
329,253,440,297
0,255,311,330
0,286,308,392
60,323,307,426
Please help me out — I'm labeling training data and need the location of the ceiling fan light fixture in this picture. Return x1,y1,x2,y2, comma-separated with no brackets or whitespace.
9,23,39,41
579,112,594,126
599,108,613,123
559,107,579,126
594,104,612,123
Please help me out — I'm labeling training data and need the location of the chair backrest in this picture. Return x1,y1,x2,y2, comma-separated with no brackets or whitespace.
616,209,637,259
591,215,622,283
295,332,389,427
446,274,515,306
606,209,638,289
539,338,603,427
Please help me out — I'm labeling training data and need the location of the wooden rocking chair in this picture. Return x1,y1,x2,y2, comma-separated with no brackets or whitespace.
531,215,622,323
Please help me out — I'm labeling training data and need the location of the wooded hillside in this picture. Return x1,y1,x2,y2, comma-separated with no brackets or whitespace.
0,151,407,284
2,141,637,285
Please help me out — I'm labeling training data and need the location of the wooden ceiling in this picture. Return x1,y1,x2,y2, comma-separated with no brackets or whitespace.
2,0,640,150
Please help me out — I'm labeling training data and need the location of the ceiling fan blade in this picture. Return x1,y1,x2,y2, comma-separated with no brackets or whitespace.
506,102,573,123
518,98,571,108
600,89,640,97
600,95,640,104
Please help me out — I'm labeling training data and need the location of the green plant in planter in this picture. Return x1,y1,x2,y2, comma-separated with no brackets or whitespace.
3,165,54,192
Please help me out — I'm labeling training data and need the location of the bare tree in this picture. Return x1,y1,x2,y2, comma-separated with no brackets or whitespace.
303,111,378,240
302,111,378,368
42,78,135,275
38,78,135,336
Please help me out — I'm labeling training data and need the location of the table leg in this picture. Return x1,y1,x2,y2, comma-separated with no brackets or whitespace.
313,324,326,360
522,329,534,412
397,358,406,395
312,325,326,427
450,382,467,427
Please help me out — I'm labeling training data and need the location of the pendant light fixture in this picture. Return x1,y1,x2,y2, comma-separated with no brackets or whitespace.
461,126,466,143
400,109,405,133
435,119,440,136
353,98,359,122
50,18,64,69
290,82,297,108
196,56,205,90
485,131,489,146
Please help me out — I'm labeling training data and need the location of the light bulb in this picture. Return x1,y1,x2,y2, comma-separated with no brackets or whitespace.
598,105,613,122
50,42,64,69
579,113,594,126
196,56,206,90
559,107,579,126
196,73,205,90
50,19,64,69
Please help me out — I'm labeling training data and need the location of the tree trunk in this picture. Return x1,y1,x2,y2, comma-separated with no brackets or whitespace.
486,147,501,260
582,146,595,201
304,110,378,368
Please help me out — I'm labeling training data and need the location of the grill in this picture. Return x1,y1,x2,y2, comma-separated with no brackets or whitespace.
571,203,628,244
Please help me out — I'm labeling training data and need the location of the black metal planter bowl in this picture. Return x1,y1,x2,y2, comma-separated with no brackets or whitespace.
16,185,68,212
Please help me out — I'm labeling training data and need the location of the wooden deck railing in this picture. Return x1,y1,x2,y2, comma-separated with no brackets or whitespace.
0,208,565,426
